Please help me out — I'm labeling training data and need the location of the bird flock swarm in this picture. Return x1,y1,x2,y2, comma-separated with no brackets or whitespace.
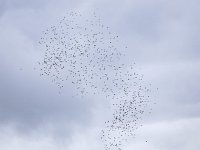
38,11,154,150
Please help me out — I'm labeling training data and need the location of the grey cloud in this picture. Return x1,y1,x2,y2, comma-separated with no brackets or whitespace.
0,25,96,136
0,0,200,149
0,0,51,10
140,61,200,123
0,0,6,17
0,64,95,135
97,0,200,63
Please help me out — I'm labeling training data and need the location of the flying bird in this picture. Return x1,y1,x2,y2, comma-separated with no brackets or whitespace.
38,11,154,150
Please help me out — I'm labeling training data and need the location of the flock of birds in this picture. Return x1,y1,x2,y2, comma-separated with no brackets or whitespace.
38,11,154,150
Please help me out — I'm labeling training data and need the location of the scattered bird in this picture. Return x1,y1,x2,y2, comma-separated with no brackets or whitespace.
38,11,154,150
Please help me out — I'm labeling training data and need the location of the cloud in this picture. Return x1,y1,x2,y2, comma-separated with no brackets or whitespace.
0,124,104,150
127,117,200,150
139,60,200,123
0,0,200,149
0,10,99,139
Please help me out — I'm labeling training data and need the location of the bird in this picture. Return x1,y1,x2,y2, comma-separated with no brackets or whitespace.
37,11,155,150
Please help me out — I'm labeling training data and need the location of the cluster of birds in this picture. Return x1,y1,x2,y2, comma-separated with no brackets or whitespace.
38,11,153,150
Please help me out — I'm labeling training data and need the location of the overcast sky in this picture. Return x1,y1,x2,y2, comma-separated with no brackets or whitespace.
0,0,200,150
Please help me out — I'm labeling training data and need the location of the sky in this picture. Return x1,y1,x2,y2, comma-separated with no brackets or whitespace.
0,0,200,150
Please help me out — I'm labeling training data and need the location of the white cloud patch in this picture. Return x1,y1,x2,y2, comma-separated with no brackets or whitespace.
127,117,200,150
